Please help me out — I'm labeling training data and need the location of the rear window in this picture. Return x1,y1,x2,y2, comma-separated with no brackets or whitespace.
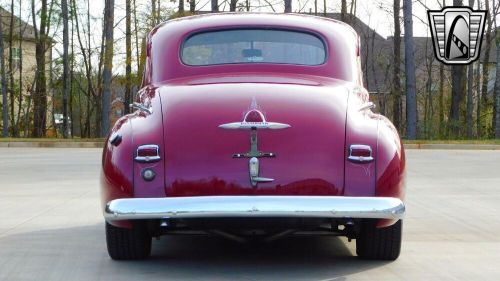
181,29,326,66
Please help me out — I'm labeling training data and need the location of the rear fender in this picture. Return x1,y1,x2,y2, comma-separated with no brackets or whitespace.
344,87,378,197
130,86,166,199
101,116,134,228
101,86,166,228
375,116,406,227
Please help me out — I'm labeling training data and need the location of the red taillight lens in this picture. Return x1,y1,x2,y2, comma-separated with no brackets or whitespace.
137,147,158,157
135,144,160,162
350,147,371,157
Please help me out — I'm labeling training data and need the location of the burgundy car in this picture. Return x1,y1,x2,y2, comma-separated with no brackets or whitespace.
101,13,406,261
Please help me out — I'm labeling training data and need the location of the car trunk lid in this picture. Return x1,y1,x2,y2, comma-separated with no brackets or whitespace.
160,77,349,196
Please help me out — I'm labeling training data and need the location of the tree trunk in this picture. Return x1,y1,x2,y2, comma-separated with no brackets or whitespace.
494,3,500,138
31,0,48,137
62,0,70,138
392,0,402,131
189,0,195,13
70,2,75,137
211,0,219,12
133,0,140,85
157,0,161,21
125,0,132,115
450,66,465,137
151,0,156,26
349,0,357,22
16,0,23,135
466,0,476,138
341,0,347,23
1,13,8,137
403,0,417,139
479,0,492,138
449,0,466,138
494,33,500,138
230,0,238,11
101,0,115,137
284,0,292,12
8,0,15,136
323,0,327,16
467,64,474,138
179,0,184,13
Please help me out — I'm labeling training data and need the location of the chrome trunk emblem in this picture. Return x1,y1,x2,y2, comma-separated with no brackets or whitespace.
219,98,290,187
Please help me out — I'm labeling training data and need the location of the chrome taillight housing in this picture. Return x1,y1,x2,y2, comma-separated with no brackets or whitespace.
135,144,161,162
348,144,374,163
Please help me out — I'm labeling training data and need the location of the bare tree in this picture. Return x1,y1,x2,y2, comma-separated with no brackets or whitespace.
189,0,196,13
125,0,132,114
70,2,75,137
31,0,49,137
349,0,357,22
230,0,238,11
494,1,500,138
16,0,23,135
479,0,492,137
438,0,446,137
8,0,14,136
495,41,500,137
449,0,467,137
284,0,292,12
1,13,8,137
211,0,219,12
403,0,417,139
133,0,140,79
341,0,347,22
392,0,402,131
62,0,70,138
101,0,115,137
179,0,185,13
467,0,476,138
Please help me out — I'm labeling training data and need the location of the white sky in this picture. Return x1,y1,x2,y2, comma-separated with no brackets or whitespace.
1,0,495,74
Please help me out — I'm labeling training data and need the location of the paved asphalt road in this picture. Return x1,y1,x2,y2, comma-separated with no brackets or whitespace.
0,148,499,281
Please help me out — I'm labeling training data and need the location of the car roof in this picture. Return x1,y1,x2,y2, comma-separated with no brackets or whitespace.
153,12,357,38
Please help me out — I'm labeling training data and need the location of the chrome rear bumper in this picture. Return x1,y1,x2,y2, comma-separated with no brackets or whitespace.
104,196,405,221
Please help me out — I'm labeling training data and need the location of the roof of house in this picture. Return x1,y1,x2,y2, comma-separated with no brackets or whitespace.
0,6,40,42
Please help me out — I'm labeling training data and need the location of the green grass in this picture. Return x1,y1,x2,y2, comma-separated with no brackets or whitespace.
0,138,104,142
403,139,500,145
1,138,499,145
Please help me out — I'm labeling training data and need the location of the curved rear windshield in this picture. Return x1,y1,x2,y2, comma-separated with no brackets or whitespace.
181,29,326,66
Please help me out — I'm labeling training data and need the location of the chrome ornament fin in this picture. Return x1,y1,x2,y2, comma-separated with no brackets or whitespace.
218,122,291,130
130,102,153,114
249,157,274,187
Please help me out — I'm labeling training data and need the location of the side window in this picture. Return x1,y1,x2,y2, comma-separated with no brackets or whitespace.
12,47,22,69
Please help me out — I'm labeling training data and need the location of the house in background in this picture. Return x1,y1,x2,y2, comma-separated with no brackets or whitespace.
0,7,52,135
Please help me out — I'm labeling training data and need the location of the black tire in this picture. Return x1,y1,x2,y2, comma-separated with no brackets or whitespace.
356,219,402,260
105,221,152,260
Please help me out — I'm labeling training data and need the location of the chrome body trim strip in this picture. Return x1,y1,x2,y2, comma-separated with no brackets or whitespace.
104,196,405,221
